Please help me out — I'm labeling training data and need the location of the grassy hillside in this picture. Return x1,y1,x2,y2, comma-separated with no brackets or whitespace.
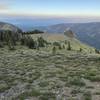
0,33,100,100
34,22,100,49
31,33,94,52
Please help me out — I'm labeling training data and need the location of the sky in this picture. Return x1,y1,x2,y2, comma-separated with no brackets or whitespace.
0,0,100,26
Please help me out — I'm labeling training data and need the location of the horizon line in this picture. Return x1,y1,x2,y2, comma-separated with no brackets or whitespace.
0,12,100,19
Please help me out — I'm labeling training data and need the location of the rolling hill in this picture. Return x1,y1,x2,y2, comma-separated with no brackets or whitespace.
0,22,22,33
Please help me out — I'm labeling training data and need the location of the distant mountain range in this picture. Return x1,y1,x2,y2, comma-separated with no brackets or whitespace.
0,21,100,49
34,22,100,49
0,22,22,33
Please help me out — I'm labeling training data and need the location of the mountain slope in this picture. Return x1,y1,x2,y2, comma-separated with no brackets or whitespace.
31,31,95,53
0,32,100,100
64,31,94,52
0,22,22,33
34,22,100,49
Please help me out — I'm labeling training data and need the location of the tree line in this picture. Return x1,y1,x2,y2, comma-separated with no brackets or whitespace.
22,29,44,35
0,30,100,55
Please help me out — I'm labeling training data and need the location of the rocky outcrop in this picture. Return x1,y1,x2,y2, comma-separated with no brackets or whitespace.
64,28,75,38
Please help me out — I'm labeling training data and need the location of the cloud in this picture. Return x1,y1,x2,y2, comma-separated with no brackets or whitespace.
0,4,9,10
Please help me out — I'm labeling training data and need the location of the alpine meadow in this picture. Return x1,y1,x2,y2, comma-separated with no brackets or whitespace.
0,0,100,100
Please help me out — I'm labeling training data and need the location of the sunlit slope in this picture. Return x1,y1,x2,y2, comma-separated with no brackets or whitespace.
31,33,95,53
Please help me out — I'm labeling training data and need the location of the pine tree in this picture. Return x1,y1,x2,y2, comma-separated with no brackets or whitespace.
95,49,99,54
67,41,71,50
5,30,15,50
52,46,56,55
65,40,67,44
62,45,65,49
79,48,82,52
37,37,45,47
58,44,62,50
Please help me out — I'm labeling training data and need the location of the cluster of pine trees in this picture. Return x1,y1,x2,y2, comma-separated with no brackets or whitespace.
52,41,72,55
20,35,48,49
0,30,47,50
0,30,99,54
52,41,85,55
22,30,44,35
0,30,20,50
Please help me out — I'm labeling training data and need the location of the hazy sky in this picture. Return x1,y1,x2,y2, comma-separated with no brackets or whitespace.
0,0,100,26
0,0,100,17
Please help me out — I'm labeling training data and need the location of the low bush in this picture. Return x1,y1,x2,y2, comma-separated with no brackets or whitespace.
52,46,56,55
68,77,86,86
83,91,92,100
20,35,36,49
37,36,47,47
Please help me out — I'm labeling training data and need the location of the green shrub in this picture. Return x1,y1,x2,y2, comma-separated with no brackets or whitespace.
69,77,86,86
94,92,100,95
62,45,65,49
39,81,49,87
83,91,92,100
71,88,81,94
30,89,41,96
87,75,100,82
0,83,10,93
0,42,3,48
17,89,41,100
79,48,82,52
53,42,61,47
65,40,68,44
20,35,36,49
20,35,26,45
39,92,55,100
27,37,36,49
85,70,100,82
58,45,62,50
37,36,47,47
95,49,100,54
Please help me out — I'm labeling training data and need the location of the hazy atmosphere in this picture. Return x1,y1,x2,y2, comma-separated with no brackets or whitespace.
1,0,100,100
0,0,100,27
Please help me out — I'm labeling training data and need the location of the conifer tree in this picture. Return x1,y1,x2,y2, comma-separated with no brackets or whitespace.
52,46,56,55
67,41,71,50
